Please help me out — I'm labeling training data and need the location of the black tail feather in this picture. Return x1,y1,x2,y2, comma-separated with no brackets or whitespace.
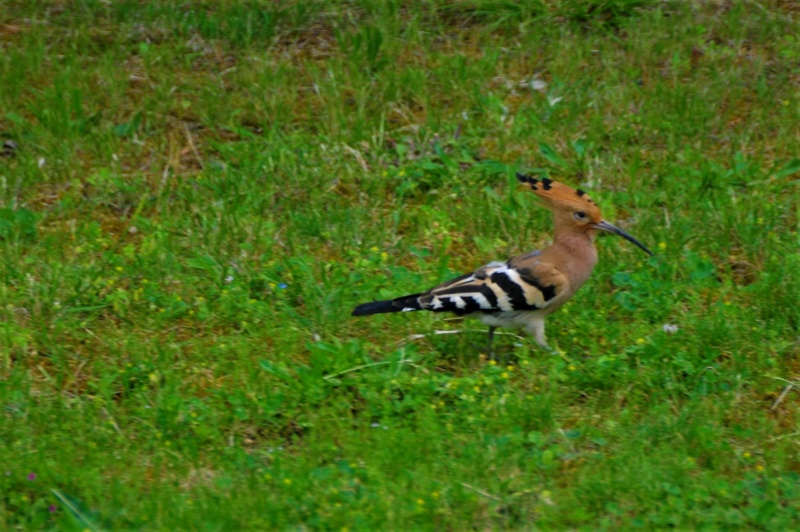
351,294,423,317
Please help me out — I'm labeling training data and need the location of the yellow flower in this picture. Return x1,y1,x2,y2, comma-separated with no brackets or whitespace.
501,372,509,379
743,452,752,459
115,266,123,272
636,338,646,345
756,464,765,472
283,478,292,486
568,365,576,371
658,242,667,251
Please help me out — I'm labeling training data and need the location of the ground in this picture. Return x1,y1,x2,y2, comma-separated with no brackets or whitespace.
1,0,799,529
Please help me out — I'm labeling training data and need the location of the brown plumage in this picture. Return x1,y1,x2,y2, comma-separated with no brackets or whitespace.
352,174,652,352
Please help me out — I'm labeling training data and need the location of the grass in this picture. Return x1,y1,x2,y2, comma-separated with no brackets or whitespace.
1,0,799,528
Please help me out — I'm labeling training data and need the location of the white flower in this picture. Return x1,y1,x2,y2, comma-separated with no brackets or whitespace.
547,95,563,106
529,79,548,91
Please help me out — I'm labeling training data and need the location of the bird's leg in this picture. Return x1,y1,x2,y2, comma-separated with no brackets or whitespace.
487,326,497,360
527,318,555,354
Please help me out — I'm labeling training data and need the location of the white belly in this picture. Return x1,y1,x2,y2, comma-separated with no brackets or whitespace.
471,310,545,329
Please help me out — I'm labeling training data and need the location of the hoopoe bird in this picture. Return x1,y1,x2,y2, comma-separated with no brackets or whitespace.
352,174,653,352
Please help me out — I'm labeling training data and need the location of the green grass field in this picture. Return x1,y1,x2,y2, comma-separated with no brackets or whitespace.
1,0,799,529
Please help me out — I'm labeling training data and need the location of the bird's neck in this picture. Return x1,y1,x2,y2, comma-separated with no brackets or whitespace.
550,226,599,289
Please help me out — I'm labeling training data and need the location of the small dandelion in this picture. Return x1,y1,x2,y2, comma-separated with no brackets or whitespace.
568,365,576,371
743,452,752,459
658,242,667,251
398,170,406,177
416,498,424,505
756,465,765,472
283,478,292,486
636,338,646,345
501,372,509,379
115,266,123,272
488,360,497,366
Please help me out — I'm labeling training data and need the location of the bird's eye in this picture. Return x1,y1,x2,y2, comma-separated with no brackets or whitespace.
574,211,587,221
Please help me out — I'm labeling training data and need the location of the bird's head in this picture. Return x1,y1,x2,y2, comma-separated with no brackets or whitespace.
516,173,653,256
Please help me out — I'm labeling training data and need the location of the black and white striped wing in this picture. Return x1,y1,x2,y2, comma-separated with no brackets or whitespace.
418,256,567,315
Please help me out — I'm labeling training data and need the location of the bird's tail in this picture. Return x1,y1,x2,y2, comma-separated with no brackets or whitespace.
351,294,424,317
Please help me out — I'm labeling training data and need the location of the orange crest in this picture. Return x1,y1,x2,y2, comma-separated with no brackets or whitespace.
516,173,602,222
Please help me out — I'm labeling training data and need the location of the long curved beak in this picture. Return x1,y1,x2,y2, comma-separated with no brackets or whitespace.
593,220,653,256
